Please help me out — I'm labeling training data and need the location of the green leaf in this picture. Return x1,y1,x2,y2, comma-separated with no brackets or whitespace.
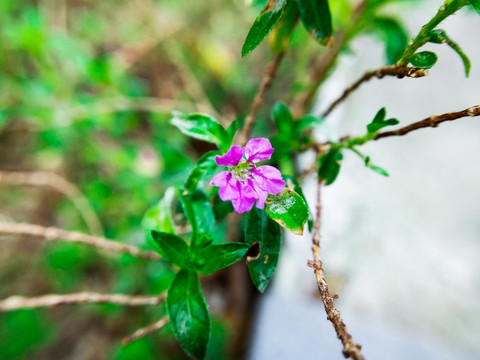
181,190,216,250
184,151,221,195
151,231,189,267
265,189,309,235
297,0,333,45
372,17,409,64
366,107,399,133
226,120,239,146
428,29,471,76
194,243,249,275
245,208,282,292
142,187,176,251
318,148,343,185
272,102,294,134
269,0,299,53
468,0,480,14
242,0,287,57
167,269,210,359
409,51,438,69
296,115,324,133
364,156,389,177
170,112,231,152
212,190,234,220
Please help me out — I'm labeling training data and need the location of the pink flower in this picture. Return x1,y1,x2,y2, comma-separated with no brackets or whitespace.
210,138,285,213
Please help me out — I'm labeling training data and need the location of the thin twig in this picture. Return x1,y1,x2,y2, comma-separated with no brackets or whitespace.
238,52,285,146
322,66,428,118
308,179,365,360
375,105,480,140
0,171,103,236
0,222,160,261
0,292,166,311
122,316,169,345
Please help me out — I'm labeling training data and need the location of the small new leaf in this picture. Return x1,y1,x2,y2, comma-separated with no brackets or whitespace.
194,243,249,275
409,51,438,69
297,0,333,45
366,107,399,133
151,231,189,268
242,0,287,57
265,189,309,235
428,29,471,76
318,148,343,185
167,269,210,359
365,156,389,177
245,208,282,292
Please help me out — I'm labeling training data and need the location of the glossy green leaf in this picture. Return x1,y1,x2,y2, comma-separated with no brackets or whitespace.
242,0,287,57
194,243,249,275
366,107,399,133
365,156,389,177
142,187,176,251
318,148,343,185
269,0,298,53
409,51,438,69
265,188,309,235
184,151,221,195
372,17,409,64
245,207,282,292
167,269,210,359
170,112,231,152
468,0,480,14
226,120,239,145
297,0,333,44
151,230,189,267
181,190,215,250
429,29,470,76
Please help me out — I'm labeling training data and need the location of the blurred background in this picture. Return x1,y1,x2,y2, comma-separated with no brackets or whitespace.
0,0,479,359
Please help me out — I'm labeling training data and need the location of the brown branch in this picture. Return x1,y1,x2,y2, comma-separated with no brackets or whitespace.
121,316,169,345
322,66,428,118
308,179,365,360
238,52,285,146
0,171,103,236
0,292,166,311
375,105,480,140
0,222,161,261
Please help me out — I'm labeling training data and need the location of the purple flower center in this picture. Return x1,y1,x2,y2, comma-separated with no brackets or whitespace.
210,138,286,213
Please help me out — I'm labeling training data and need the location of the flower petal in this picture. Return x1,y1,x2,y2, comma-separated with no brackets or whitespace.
215,145,245,167
245,138,274,163
218,176,240,201
253,165,285,194
210,171,231,186
251,180,268,209
231,195,255,213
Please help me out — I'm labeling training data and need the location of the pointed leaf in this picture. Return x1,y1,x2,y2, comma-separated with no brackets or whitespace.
297,0,333,45
242,0,287,57
184,151,221,194
269,0,299,53
245,208,282,292
272,102,294,134
318,148,343,185
468,0,480,14
367,107,399,133
167,269,210,359
409,51,438,69
195,243,249,275
265,189,309,235
181,190,215,250
170,112,231,152
429,29,470,76
151,231,189,267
